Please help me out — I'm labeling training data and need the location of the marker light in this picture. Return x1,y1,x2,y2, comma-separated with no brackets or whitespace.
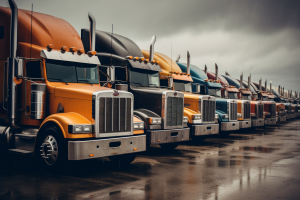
126,56,133,60
47,44,54,51
144,59,149,63
139,57,145,62
133,57,139,61
61,46,68,52
155,61,160,64
87,51,97,56
151,60,156,64
69,47,77,52
77,49,84,55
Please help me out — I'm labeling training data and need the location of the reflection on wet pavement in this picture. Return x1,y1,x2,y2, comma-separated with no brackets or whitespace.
0,119,300,200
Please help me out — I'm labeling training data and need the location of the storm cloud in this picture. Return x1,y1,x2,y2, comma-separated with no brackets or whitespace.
1,0,299,92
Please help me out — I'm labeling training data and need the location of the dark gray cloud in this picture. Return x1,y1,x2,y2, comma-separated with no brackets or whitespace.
0,0,299,92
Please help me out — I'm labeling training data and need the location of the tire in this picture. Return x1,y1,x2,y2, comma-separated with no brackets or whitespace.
159,143,179,150
35,126,66,168
108,153,137,165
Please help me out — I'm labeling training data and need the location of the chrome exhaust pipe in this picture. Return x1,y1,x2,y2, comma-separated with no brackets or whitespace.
215,63,218,81
186,51,190,74
270,81,272,94
248,74,251,89
88,12,96,51
265,79,267,92
240,73,243,89
176,54,180,62
204,65,207,74
149,36,156,61
259,77,262,92
7,0,18,131
283,87,285,97
278,85,281,96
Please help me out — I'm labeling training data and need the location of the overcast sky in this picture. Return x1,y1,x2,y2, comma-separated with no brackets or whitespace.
1,0,299,93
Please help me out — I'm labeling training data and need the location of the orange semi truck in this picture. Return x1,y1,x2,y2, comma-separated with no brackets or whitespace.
0,0,146,167
142,50,219,138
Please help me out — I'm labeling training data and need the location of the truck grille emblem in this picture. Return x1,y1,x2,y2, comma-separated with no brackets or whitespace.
113,90,119,96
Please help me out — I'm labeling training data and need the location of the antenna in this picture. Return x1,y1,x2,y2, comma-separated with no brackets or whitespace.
30,3,33,60
171,43,172,72
111,24,113,66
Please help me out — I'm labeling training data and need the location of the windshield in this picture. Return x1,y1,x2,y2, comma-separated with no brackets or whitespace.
174,81,192,92
208,88,221,97
269,98,274,101
46,59,99,84
242,94,251,100
130,70,160,87
263,97,268,101
228,92,238,99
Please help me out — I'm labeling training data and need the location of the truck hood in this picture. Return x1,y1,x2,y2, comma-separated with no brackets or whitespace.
54,84,112,100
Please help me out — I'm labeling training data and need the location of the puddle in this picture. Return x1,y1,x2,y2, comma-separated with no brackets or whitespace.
239,146,279,153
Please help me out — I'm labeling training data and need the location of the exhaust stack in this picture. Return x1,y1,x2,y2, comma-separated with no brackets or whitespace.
7,0,18,130
225,71,231,76
149,36,156,61
259,77,262,92
88,12,96,51
204,65,207,74
186,51,190,74
270,81,272,94
240,73,243,89
215,63,218,81
283,87,285,97
265,79,267,92
278,85,281,96
248,74,251,89
176,54,180,62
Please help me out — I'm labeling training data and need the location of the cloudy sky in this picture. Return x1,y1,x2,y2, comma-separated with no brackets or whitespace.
1,0,299,93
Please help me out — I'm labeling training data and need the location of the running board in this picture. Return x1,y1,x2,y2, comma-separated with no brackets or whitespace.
15,134,36,140
8,149,33,155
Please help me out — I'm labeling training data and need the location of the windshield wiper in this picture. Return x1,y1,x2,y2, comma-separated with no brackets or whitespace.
48,78,68,85
78,79,93,86
149,84,159,88
130,82,144,87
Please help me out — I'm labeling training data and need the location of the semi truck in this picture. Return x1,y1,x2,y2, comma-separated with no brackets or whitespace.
0,0,146,167
177,63,240,135
141,50,219,138
204,71,252,129
81,24,190,150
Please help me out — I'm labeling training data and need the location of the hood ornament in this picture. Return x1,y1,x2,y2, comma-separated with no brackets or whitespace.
113,90,119,96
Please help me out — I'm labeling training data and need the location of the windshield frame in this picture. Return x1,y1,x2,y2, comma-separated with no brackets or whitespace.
45,59,99,84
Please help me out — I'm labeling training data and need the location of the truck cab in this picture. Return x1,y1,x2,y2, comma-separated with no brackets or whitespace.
141,51,219,138
177,63,240,134
0,3,146,167
81,30,190,150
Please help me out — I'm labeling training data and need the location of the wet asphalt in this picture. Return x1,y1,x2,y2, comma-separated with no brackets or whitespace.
1,119,300,200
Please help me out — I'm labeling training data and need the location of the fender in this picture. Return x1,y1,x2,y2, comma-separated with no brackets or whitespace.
40,112,93,139
184,107,197,123
215,109,229,122
134,109,161,130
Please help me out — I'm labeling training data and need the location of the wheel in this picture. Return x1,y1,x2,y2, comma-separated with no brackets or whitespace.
35,126,66,168
159,143,179,150
108,153,137,165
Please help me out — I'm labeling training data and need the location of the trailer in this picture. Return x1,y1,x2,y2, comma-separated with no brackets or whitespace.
0,1,146,167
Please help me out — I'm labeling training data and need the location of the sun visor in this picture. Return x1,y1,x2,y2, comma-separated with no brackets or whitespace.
128,60,162,72
227,87,239,92
241,90,252,95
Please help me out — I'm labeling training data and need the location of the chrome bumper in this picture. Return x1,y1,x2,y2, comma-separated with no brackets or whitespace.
190,124,219,136
68,135,146,160
220,121,239,131
147,128,190,145
278,116,286,122
251,119,265,127
265,117,277,125
239,120,251,129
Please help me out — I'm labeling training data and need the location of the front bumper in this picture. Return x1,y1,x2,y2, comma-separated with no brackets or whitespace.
147,128,190,145
251,119,265,127
220,121,240,131
190,124,219,136
265,117,277,125
278,116,286,122
239,120,251,129
68,135,146,160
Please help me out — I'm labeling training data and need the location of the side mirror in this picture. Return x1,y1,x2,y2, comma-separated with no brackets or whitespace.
168,76,173,89
14,58,23,78
107,65,115,83
224,90,228,99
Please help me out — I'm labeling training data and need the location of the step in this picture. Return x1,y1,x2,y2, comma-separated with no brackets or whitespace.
15,133,36,140
8,149,33,155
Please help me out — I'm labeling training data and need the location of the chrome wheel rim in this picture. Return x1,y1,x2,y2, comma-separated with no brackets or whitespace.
40,135,58,165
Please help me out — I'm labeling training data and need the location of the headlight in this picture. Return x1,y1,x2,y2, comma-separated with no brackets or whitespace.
251,113,256,117
68,124,93,133
222,114,229,119
149,117,162,124
183,116,188,123
215,114,218,119
237,113,242,118
276,112,278,116
134,122,144,130
192,114,201,120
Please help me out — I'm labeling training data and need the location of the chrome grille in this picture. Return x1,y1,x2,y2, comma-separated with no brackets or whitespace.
256,104,264,119
202,100,216,122
230,102,237,120
166,97,183,126
98,97,131,133
244,103,251,120
270,104,276,117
